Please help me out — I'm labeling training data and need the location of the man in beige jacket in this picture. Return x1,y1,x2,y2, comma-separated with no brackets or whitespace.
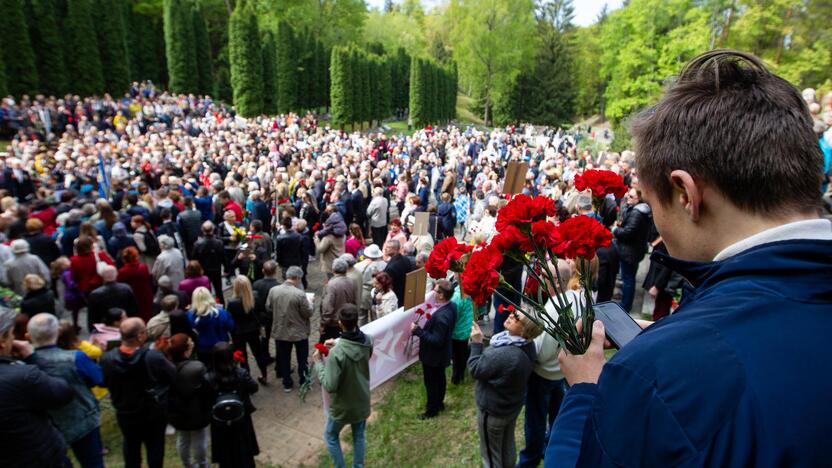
267,266,312,393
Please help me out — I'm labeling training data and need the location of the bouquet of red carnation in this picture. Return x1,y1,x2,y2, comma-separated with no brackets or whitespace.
426,237,474,280
425,184,616,354
314,343,330,357
574,169,628,212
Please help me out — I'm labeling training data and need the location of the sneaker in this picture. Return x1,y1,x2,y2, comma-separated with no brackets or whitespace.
283,386,293,393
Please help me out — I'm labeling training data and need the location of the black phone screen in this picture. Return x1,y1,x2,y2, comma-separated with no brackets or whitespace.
593,301,643,349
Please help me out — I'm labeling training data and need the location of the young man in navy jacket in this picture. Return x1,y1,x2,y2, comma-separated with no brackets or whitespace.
548,50,832,467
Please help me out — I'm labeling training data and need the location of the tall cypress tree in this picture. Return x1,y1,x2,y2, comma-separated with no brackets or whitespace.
362,56,372,127
321,43,331,110
26,0,67,96
0,0,38,96
65,0,104,95
0,57,7,98
228,0,263,117
95,0,131,95
261,29,278,115
409,57,424,127
193,0,213,95
275,20,297,114
330,46,351,129
303,33,318,111
164,0,197,94
379,57,392,123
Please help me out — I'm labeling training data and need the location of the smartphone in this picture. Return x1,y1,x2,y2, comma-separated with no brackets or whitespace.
593,301,643,349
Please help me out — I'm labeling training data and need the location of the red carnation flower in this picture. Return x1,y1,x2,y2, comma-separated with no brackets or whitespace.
495,194,556,232
492,224,533,253
425,237,473,279
524,275,540,296
314,343,330,357
574,170,628,199
426,304,433,309
530,220,562,251
415,308,425,316
460,245,503,305
425,313,432,320
554,216,613,260
233,350,246,363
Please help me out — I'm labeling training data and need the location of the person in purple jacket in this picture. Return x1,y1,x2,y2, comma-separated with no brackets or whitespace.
548,49,832,467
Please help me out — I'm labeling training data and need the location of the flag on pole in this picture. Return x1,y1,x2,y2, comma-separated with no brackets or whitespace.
98,151,111,199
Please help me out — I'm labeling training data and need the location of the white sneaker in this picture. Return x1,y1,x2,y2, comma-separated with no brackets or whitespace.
283,386,293,393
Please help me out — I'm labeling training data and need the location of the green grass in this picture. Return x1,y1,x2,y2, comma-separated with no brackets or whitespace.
0,140,10,152
456,94,484,126
316,365,523,468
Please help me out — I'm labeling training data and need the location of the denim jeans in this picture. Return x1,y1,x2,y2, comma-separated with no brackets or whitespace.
324,416,366,468
517,375,565,467
71,426,104,468
619,260,638,312
176,427,209,468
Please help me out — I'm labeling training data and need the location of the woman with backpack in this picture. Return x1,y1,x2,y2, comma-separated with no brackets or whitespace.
227,276,268,386
188,287,235,369
166,333,213,468
208,342,260,468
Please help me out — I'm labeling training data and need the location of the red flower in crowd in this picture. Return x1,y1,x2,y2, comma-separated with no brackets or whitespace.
233,350,246,363
497,304,516,315
415,308,425,316
492,225,533,253
460,245,504,305
314,343,330,357
495,194,556,232
426,304,433,309
574,170,628,199
530,220,562,251
554,216,612,260
524,275,540,296
425,313,432,321
425,237,474,279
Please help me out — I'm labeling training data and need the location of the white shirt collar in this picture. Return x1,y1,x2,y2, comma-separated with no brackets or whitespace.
713,219,832,261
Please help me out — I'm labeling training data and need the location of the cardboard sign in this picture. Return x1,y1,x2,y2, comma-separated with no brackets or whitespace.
412,212,430,237
503,161,530,195
403,268,428,310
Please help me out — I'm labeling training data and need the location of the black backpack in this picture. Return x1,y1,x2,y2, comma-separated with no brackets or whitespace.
211,390,245,426
142,230,161,256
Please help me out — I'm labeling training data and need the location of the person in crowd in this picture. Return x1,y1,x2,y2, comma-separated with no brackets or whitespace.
267,265,312,393
70,235,113,298
410,280,457,419
53,256,85,327
469,308,542,468
192,221,226,301
450,283,473,385
371,271,398,320
345,223,366,257
613,187,652,312
166,333,213,468
313,304,373,468
228,275,268,385
179,260,212,306
130,215,159,265
207,342,260,468
383,239,416,307
274,216,304,278
188,286,235,369
5,238,50,295
355,244,387,325
20,273,56,317
384,218,407,252
549,50,832,467
641,226,685,321
107,222,138,265
178,197,203,256
152,235,185,290
218,210,242,277
366,187,389,247
153,275,189,314
252,260,280,364
87,265,138,329
437,192,457,240
147,294,179,342
316,207,347,279
28,313,104,468
24,218,60,266
100,317,176,468
90,307,127,351
294,219,314,289
341,254,363,311
0,307,75,468
117,246,155,322
321,258,356,343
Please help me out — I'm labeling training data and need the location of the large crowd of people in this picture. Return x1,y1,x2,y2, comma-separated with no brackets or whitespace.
1,53,831,468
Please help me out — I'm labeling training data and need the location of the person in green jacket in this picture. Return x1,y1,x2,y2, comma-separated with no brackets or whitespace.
451,284,473,384
313,304,373,468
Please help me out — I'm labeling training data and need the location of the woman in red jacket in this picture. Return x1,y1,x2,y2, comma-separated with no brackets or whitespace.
117,246,154,322
69,236,114,296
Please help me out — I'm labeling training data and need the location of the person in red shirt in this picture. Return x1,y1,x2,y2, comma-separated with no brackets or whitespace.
218,191,243,223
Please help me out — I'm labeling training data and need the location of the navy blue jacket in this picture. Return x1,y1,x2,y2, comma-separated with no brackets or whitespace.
547,239,832,467
414,301,457,368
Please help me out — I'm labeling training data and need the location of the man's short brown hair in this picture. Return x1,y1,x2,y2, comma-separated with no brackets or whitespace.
632,49,823,216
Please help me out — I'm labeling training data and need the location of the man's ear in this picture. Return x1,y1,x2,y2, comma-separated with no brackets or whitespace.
669,170,701,222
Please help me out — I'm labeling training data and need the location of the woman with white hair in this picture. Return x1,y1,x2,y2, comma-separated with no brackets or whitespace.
187,287,235,369
366,186,389,247
151,235,185,290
